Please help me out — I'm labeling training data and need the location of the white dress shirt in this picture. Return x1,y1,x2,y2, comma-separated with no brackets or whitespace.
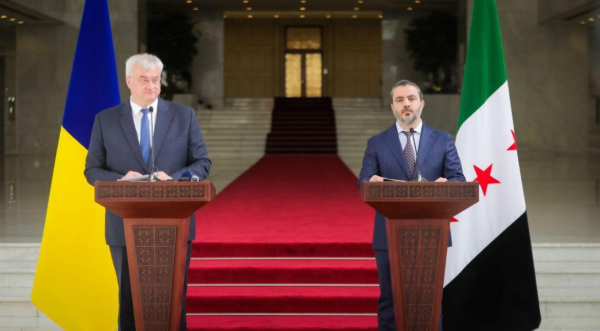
396,119,422,160
130,98,158,147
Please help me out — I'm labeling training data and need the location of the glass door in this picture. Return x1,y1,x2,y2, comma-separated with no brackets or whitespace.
284,27,323,98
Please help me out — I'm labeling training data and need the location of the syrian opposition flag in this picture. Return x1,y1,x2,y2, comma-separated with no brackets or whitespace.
442,0,541,329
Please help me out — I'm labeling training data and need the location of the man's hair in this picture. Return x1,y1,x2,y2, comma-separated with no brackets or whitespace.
125,53,164,77
389,79,423,103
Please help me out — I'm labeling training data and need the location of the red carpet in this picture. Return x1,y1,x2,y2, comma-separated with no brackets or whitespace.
192,155,374,258
189,155,378,330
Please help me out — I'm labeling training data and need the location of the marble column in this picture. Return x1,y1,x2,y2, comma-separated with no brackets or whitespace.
14,0,137,156
191,11,224,110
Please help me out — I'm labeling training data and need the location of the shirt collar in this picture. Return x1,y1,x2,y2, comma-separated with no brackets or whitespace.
130,97,158,116
396,119,423,135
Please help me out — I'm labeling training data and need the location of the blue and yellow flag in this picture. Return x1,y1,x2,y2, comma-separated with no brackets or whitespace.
32,0,120,329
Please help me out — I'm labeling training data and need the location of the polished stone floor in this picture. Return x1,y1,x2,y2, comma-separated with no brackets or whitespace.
0,152,599,244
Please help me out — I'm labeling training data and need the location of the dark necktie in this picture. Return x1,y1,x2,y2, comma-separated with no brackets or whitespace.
140,108,150,167
402,131,415,177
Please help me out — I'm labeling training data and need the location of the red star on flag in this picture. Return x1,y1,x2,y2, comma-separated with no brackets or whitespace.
507,130,517,151
473,164,501,196
450,217,459,223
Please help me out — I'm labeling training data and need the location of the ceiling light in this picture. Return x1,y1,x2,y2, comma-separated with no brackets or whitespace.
415,0,421,3
301,0,306,3
186,0,191,3
223,14,228,18
326,14,331,18
248,14,253,18
358,0,363,3
378,14,383,19
407,6,414,11
354,7,360,11
17,21,23,24
589,17,595,21
243,0,249,3
0,15,6,19
352,15,358,18
193,7,198,11
300,7,306,11
580,21,586,24
9,18,15,21
274,14,279,18
300,14,305,18
246,7,252,10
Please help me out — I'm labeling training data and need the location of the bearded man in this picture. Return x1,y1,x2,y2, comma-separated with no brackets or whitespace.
358,80,465,330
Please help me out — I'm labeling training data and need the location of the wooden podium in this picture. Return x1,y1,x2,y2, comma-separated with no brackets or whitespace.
360,182,479,331
95,181,215,331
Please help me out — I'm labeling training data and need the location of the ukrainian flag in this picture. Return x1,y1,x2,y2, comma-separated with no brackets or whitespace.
31,0,120,329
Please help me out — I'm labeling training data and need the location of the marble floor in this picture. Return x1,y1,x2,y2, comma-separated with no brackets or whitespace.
0,152,599,244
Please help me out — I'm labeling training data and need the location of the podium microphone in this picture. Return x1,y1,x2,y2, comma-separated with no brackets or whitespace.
410,127,426,182
148,106,157,182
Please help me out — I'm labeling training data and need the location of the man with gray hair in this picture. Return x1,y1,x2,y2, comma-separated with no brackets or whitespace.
358,80,464,330
85,53,211,330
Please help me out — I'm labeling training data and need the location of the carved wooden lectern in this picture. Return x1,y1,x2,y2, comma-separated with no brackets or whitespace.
95,181,215,331
360,182,479,331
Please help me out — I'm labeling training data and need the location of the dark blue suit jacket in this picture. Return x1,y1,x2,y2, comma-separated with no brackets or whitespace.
358,122,465,250
84,98,211,246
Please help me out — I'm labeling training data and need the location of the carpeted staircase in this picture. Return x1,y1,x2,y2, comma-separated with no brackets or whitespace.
187,155,378,330
266,98,337,155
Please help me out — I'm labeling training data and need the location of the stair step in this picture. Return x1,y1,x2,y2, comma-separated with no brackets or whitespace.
187,315,377,331
188,259,376,285
187,286,377,314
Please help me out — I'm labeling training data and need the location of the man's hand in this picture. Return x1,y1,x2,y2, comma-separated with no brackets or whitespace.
154,171,172,181
122,171,143,179
435,177,448,182
370,175,384,182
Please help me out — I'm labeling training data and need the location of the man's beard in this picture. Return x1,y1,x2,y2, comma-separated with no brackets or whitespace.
395,107,421,125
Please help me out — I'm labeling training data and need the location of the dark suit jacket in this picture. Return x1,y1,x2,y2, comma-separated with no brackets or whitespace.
358,122,465,250
84,98,211,246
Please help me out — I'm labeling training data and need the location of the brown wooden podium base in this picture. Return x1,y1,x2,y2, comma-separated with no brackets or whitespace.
386,218,449,331
124,218,190,331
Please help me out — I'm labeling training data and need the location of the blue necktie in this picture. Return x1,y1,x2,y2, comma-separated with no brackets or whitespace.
140,108,150,167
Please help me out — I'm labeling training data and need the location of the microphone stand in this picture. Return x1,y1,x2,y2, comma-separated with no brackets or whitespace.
409,127,426,182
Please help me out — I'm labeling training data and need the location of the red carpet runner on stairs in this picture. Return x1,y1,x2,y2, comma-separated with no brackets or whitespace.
188,155,379,330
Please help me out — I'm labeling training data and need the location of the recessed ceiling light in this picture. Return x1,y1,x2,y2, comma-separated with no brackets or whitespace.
300,7,306,11
17,21,23,24
300,14,305,18
193,7,198,11
248,14,253,18
186,0,191,3
301,0,306,3
243,0,249,3
378,14,383,19
352,14,357,18
407,6,414,11
589,17,595,21
358,0,363,3
1,15,6,19
9,18,15,21
326,14,331,18
223,14,228,18
246,7,252,10
354,7,360,11
580,21,586,24
415,0,421,3
274,14,279,18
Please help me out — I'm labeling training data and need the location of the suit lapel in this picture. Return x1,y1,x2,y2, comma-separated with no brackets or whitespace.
383,123,411,179
118,103,147,171
417,122,437,166
153,98,172,160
